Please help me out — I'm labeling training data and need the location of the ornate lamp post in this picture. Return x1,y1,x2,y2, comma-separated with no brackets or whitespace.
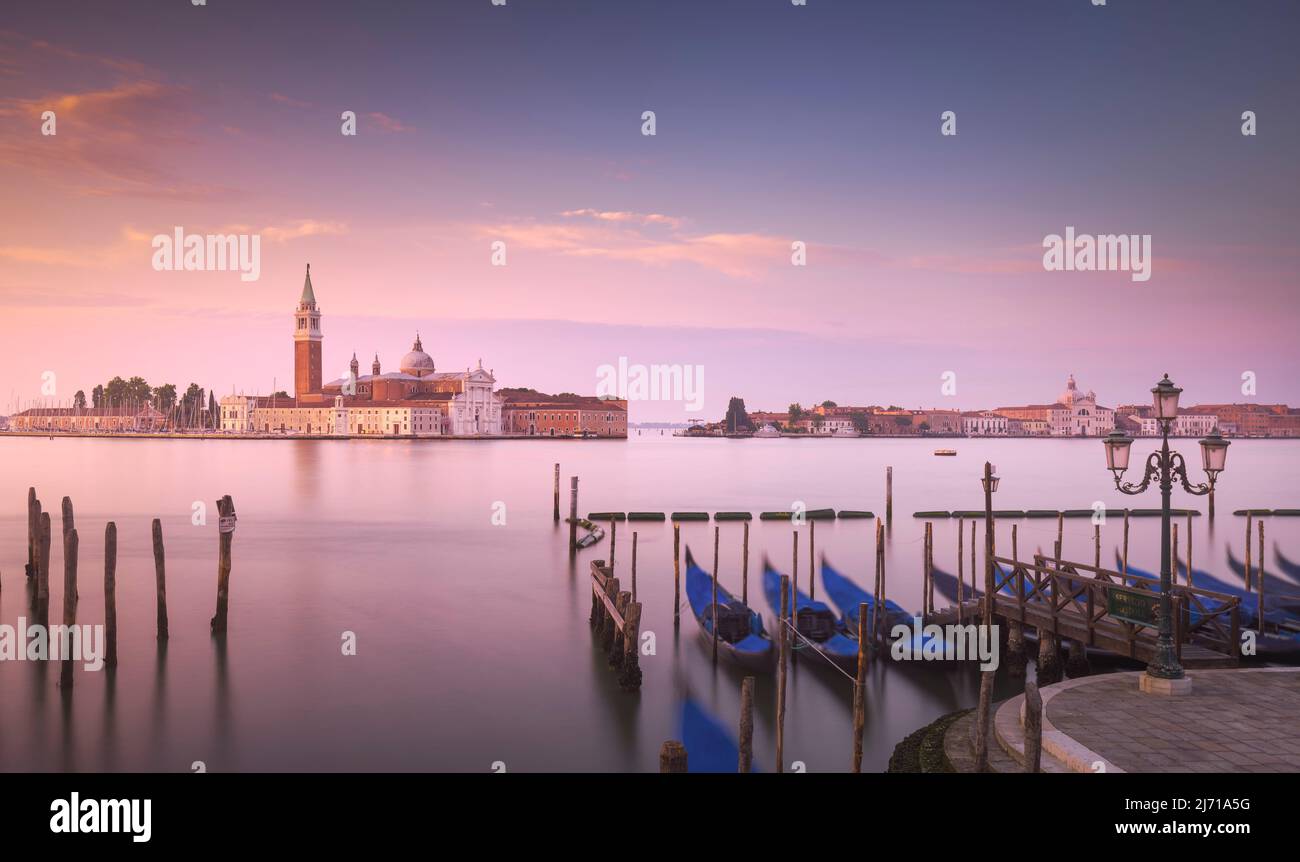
1103,375,1229,686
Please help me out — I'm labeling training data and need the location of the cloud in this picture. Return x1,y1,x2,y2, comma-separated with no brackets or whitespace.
561,209,682,229
366,111,413,133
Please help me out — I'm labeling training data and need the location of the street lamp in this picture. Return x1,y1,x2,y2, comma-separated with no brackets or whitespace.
1103,375,1229,684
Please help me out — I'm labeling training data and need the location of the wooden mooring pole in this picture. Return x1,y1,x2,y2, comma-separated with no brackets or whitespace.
37,512,51,626
1258,520,1266,633
553,463,560,522
1023,680,1043,773
1245,512,1254,591
25,486,36,581
610,519,617,575
885,466,893,527
210,495,236,635
972,669,993,772
712,526,720,662
1055,512,1063,564
1122,509,1130,576
631,531,638,602
808,520,816,601
957,519,964,624
152,518,168,641
568,477,578,555
741,520,750,606
660,740,687,773
776,574,789,774
738,676,754,774
1186,512,1193,589
104,522,117,668
60,526,78,689
673,523,681,629
852,600,868,773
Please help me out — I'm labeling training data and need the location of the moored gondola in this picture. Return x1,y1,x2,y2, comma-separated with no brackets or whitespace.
761,559,858,674
685,547,774,671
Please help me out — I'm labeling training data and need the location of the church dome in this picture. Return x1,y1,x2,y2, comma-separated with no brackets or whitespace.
399,334,435,377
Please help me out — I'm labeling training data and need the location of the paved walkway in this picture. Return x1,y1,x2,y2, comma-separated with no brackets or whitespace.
1044,668,1300,773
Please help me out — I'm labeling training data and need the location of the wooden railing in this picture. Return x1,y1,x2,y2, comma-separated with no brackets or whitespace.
990,554,1241,659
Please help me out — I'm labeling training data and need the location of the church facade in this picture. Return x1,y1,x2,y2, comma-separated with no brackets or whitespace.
220,266,505,436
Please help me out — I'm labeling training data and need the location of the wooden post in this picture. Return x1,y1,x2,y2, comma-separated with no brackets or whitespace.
741,520,750,606
1094,523,1101,572
971,518,978,616
673,523,681,628
1012,523,1019,563
61,495,75,544
1258,520,1266,633
886,466,893,527
60,527,78,689
620,601,642,690
852,600,868,773
1122,509,1130,577
152,518,169,641
879,521,888,646
568,476,578,555
972,669,993,772
739,676,755,774
809,520,816,601
1055,512,1063,563
874,520,884,645
104,522,117,668
210,495,236,635
957,519,964,624
1023,680,1043,773
1172,523,1181,586
659,740,688,773
631,531,638,602
553,463,560,522
610,519,617,575
1244,512,1253,591
776,575,789,774
1186,512,1193,589
37,513,52,628
31,497,43,609
922,523,931,616
712,526,720,662
25,486,36,581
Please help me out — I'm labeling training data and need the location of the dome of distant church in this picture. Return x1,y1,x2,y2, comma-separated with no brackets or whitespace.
400,334,435,377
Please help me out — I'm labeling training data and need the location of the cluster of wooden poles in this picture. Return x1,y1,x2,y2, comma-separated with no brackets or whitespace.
20,487,239,690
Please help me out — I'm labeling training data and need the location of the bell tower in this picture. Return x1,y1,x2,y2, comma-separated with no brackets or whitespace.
294,264,323,396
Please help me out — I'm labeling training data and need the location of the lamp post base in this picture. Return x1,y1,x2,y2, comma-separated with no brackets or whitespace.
1140,672,1193,696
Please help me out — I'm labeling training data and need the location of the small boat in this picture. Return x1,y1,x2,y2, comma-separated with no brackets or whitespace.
831,427,861,438
685,548,774,671
753,423,781,439
934,448,957,456
571,517,605,549
820,557,913,634
761,560,859,674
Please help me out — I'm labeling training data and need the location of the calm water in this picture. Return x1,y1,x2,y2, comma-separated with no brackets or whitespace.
1,435,1296,772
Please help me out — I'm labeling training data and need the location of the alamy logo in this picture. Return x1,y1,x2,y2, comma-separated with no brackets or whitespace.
0,617,105,670
1042,226,1151,282
889,618,1000,671
596,357,704,411
151,227,261,282
50,793,151,843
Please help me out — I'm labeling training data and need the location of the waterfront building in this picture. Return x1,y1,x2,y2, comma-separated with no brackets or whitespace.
502,397,628,437
11,405,166,433
996,375,1115,437
961,411,1009,436
1183,403,1300,438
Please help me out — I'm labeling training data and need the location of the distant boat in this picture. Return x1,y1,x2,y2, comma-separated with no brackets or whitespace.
685,548,774,671
934,448,957,456
754,423,781,438
831,427,861,438
762,560,859,674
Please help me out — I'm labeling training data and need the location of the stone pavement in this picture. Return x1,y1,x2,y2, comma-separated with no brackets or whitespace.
1043,668,1300,773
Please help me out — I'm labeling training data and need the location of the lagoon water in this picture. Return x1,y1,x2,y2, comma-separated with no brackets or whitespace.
1,434,1296,772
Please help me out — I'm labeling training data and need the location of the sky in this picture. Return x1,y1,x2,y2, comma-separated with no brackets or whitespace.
1,0,1297,421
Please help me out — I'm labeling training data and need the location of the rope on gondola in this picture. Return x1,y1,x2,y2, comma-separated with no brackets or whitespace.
777,618,858,685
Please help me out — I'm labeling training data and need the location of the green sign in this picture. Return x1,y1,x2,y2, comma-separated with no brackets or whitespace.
1109,588,1158,625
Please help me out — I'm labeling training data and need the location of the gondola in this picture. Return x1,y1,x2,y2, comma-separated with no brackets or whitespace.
1119,552,1298,629
1273,544,1300,586
1226,547,1300,610
679,696,748,773
819,556,914,634
685,548,774,671
761,560,859,674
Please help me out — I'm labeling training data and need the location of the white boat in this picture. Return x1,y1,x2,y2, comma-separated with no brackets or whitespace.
754,423,781,438
831,427,861,438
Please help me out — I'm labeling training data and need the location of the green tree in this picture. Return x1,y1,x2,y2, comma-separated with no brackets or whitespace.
153,383,177,411
821,400,837,408
73,390,86,409
91,384,104,408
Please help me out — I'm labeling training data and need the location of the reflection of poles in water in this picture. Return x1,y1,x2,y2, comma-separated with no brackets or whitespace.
102,662,118,771
151,641,169,770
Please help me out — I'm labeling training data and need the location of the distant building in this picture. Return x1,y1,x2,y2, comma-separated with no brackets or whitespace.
11,405,166,433
962,411,1009,436
1183,404,1300,438
996,375,1114,436
501,396,627,437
